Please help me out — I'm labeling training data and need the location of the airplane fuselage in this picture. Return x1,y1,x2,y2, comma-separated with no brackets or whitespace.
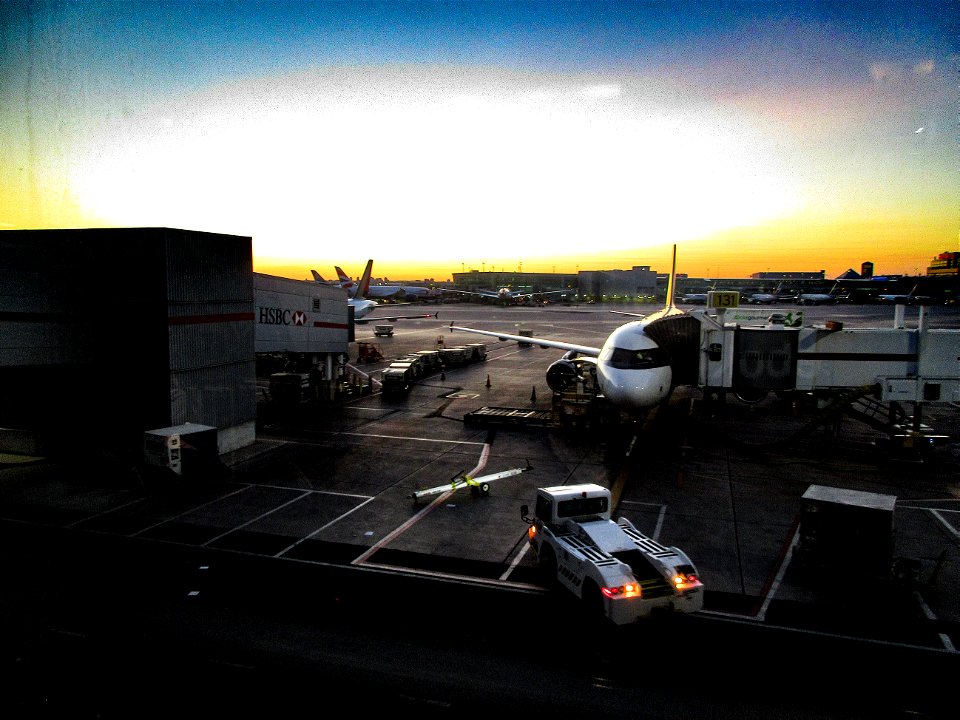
350,298,379,320
595,320,673,410
797,294,834,305
365,284,436,301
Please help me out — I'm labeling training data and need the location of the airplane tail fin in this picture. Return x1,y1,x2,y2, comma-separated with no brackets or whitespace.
356,259,373,299
335,265,358,298
311,270,325,283
664,244,677,311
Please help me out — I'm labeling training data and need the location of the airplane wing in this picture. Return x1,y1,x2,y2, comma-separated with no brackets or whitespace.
356,311,440,324
444,289,501,299
450,325,600,356
511,289,570,299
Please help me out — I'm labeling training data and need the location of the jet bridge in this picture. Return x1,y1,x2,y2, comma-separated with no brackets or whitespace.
695,305,960,406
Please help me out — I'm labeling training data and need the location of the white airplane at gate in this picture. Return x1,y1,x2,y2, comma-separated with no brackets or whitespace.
451,245,701,413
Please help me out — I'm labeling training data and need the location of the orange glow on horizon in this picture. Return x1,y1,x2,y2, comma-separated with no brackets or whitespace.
255,211,955,283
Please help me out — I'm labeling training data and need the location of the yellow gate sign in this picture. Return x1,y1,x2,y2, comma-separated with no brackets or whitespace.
708,291,740,309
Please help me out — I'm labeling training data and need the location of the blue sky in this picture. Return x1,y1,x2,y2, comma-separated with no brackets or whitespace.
3,1,957,280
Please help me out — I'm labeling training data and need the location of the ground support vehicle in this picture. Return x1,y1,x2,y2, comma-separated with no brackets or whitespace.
463,406,556,428
440,346,470,367
356,341,384,363
381,362,416,395
396,353,428,378
409,463,532,505
268,372,312,405
414,350,443,372
521,483,704,625
464,342,488,362
374,325,394,337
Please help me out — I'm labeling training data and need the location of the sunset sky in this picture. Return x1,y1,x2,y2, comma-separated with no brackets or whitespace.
2,1,957,281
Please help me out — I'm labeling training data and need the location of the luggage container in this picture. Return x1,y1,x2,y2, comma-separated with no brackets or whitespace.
794,484,896,578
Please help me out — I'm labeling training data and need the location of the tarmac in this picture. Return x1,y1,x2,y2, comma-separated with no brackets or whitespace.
2,301,960,717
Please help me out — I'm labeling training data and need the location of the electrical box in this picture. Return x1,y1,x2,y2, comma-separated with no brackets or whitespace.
143,423,219,477
269,372,312,405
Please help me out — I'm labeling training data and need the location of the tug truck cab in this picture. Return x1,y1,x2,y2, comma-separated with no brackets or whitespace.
521,483,704,625
381,362,416,395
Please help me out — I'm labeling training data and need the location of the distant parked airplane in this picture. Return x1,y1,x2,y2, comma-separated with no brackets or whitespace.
746,282,796,304
796,289,839,305
332,265,439,301
876,285,932,304
313,259,439,323
445,286,571,306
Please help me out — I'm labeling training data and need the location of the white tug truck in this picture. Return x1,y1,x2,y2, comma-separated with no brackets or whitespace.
521,483,704,625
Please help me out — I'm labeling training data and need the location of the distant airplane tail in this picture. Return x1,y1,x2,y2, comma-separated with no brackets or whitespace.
311,269,326,283
664,244,677,312
334,265,358,297
356,259,373,299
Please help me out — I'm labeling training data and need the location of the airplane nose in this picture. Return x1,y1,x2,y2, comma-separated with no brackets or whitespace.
599,367,672,409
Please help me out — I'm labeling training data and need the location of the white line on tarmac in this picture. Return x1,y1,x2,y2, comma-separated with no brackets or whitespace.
914,590,956,652
754,526,801,623
276,494,379,558
930,509,960,539
203,490,314,547
502,541,534,581
329,431,486,445
351,443,491,565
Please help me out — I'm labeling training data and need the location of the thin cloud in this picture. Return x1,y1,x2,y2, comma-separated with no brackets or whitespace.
581,84,621,99
869,62,900,84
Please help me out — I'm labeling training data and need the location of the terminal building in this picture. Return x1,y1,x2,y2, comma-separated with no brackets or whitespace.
451,255,959,306
0,228,349,462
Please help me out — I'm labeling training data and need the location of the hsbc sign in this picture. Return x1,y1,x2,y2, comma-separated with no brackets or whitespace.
253,274,349,357
258,307,307,326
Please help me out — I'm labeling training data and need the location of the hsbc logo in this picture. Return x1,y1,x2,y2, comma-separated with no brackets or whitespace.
258,307,307,326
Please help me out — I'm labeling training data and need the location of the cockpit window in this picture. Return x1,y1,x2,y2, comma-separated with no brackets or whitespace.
602,346,670,369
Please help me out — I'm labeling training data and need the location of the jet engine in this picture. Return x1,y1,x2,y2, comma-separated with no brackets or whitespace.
546,354,598,394
546,359,579,392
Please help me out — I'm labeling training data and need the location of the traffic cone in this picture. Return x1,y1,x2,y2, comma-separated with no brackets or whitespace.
530,386,537,402
486,374,491,388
